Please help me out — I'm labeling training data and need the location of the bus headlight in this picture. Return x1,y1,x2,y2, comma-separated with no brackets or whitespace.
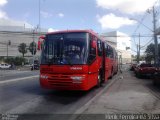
71,76,85,83
71,76,84,80
40,75,48,79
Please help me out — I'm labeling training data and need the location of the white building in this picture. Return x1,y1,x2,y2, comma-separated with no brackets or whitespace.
0,26,47,57
100,31,132,63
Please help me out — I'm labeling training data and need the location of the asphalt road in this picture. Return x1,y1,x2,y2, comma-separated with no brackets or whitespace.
0,69,118,115
0,70,39,81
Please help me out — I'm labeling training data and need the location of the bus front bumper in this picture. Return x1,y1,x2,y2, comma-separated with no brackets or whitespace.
39,74,90,91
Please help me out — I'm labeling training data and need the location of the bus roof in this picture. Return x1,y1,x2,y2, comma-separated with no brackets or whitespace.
45,29,114,50
46,29,99,37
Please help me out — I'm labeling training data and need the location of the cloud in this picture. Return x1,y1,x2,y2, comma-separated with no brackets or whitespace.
0,0,7,7
98,13,136,29
48,28,58,32
96,0,157,14
40,11,52,18
0,0,33,29
58,13,64,18
0,10,8,19
0,0,8,19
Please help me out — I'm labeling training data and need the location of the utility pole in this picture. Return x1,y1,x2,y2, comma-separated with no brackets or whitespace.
139,33,140,61
137,44,138,63
32,29,35,70
137,33,141,64
7,42,8,59
6,40,11,59
152,6,159,66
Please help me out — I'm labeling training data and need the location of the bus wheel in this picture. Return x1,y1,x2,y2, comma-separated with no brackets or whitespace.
97,73,102,87
110,68,114,79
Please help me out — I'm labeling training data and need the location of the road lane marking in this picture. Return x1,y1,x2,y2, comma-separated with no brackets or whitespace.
0,75,39,84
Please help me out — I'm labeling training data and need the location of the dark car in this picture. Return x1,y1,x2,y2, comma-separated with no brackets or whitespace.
153,67,160,86
135,63,156,78
130,63,137,71
31,60,40,70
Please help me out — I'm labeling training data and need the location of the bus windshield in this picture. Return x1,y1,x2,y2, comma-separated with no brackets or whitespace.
41,32,88,65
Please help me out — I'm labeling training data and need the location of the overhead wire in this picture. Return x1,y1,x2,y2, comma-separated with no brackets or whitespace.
131,12,149,46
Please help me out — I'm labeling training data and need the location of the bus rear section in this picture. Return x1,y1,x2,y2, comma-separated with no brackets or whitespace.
103,42,118,80
39,30,104,91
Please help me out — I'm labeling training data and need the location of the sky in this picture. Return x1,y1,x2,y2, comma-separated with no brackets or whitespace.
0,0,160,54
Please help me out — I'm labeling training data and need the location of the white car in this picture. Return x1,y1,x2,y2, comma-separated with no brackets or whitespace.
0,63,11,69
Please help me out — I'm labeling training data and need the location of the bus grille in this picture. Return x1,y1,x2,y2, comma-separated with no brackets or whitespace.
48,75,73,87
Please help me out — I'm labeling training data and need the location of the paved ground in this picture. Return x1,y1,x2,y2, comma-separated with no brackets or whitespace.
78,66,160,114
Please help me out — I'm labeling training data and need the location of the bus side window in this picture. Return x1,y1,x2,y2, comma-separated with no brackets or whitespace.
97,39,103,56
110,48,114,58
105,44,110,58
88,35,96,64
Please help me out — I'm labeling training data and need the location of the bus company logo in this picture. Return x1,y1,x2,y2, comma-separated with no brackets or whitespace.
70,67,82,70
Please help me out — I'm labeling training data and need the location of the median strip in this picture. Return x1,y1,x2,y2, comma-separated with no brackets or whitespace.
0,75,39,84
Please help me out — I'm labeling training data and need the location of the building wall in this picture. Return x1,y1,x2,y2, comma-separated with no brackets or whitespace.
0,32,40,57
117,31,131,51
0,25,47,57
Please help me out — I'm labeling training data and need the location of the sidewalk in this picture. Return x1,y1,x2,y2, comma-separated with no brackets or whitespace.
76,68,160,114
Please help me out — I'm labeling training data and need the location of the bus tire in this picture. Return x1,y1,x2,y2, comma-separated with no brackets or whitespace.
110,67,114,79
115,66,118,75
97,72,102,88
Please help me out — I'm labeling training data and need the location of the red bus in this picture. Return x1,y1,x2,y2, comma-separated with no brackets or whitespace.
39,30,118,91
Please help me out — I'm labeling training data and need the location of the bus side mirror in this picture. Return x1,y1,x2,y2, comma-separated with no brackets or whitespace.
91,40,96,48
39,36,45,40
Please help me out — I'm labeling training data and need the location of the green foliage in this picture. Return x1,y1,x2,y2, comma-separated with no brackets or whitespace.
29,42,37,55
18,43,28,57
0,57,4,62
4,57,15,64
145,43,160,63
14,57,26,65
4,57,26,66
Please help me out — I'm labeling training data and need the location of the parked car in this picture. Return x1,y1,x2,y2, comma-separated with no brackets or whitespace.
135,63,156,78
0,63,11,69
130,63,137,71
153,67,160,86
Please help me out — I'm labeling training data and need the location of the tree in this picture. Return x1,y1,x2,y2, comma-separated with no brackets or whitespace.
29,41,37,55
145,43,160,63
18,43,27,57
